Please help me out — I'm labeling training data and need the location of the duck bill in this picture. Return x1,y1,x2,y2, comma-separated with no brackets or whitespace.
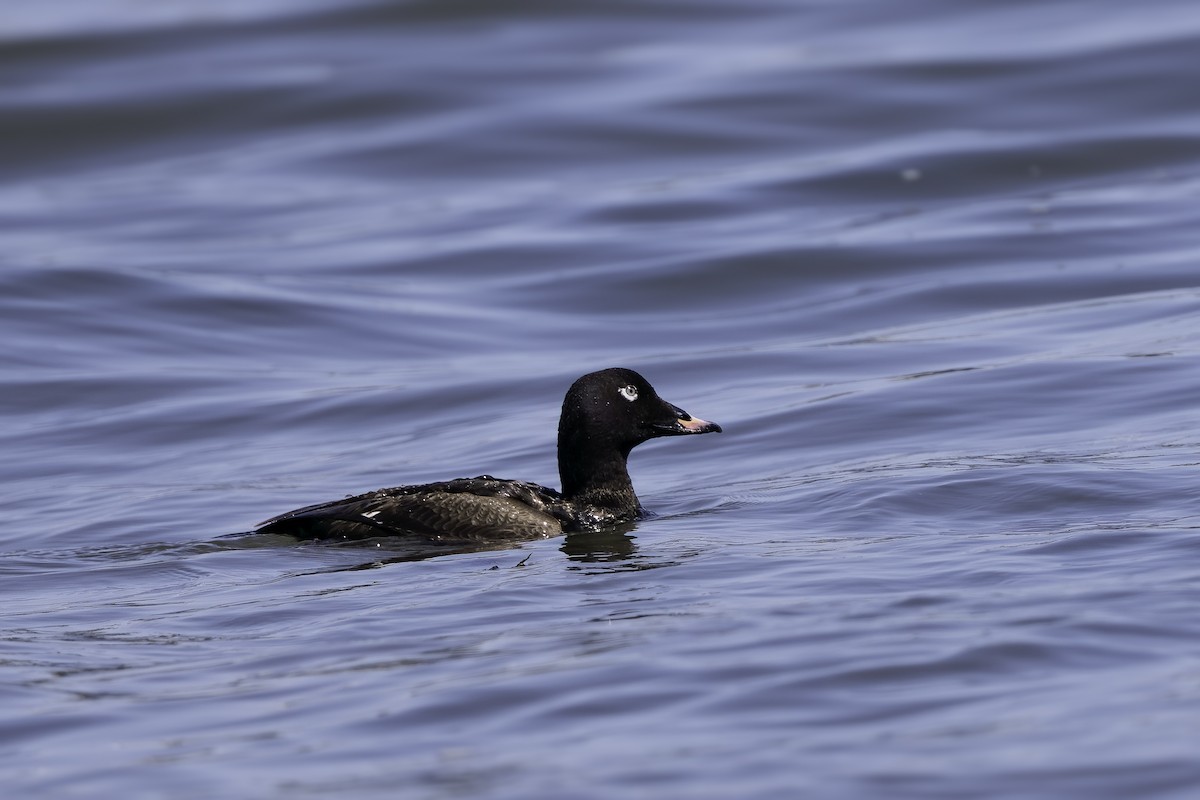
676,415,721,434
655,404,722,436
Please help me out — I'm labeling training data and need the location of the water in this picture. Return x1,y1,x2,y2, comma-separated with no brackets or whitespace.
3,0,1200,797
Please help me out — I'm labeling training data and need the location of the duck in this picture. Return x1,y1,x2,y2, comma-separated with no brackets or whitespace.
256,367,721,542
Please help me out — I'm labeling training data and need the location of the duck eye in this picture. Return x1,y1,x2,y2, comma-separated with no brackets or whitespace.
618,385,639,402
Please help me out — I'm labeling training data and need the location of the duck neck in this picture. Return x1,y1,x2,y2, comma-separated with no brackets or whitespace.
558,436,641,516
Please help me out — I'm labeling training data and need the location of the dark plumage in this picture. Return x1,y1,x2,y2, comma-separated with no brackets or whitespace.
256,368,721,542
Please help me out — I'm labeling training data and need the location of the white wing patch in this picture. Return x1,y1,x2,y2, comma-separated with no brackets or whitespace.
618,385,638,402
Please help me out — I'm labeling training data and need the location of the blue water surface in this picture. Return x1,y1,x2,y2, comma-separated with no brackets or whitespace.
2,1,1200,797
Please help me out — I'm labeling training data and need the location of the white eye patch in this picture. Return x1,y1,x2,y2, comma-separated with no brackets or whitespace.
618,385,639,402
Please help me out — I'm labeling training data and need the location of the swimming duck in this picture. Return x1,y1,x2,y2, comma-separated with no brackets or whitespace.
256,368,721,541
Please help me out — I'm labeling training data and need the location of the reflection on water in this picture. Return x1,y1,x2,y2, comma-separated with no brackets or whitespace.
561,523,640,563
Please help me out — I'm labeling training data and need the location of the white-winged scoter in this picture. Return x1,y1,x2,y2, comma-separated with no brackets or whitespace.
256,368,721,541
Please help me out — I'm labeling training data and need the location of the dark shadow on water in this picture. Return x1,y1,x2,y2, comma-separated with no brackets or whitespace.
4,522,654,581
215,522,646,573
231,521,652,573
